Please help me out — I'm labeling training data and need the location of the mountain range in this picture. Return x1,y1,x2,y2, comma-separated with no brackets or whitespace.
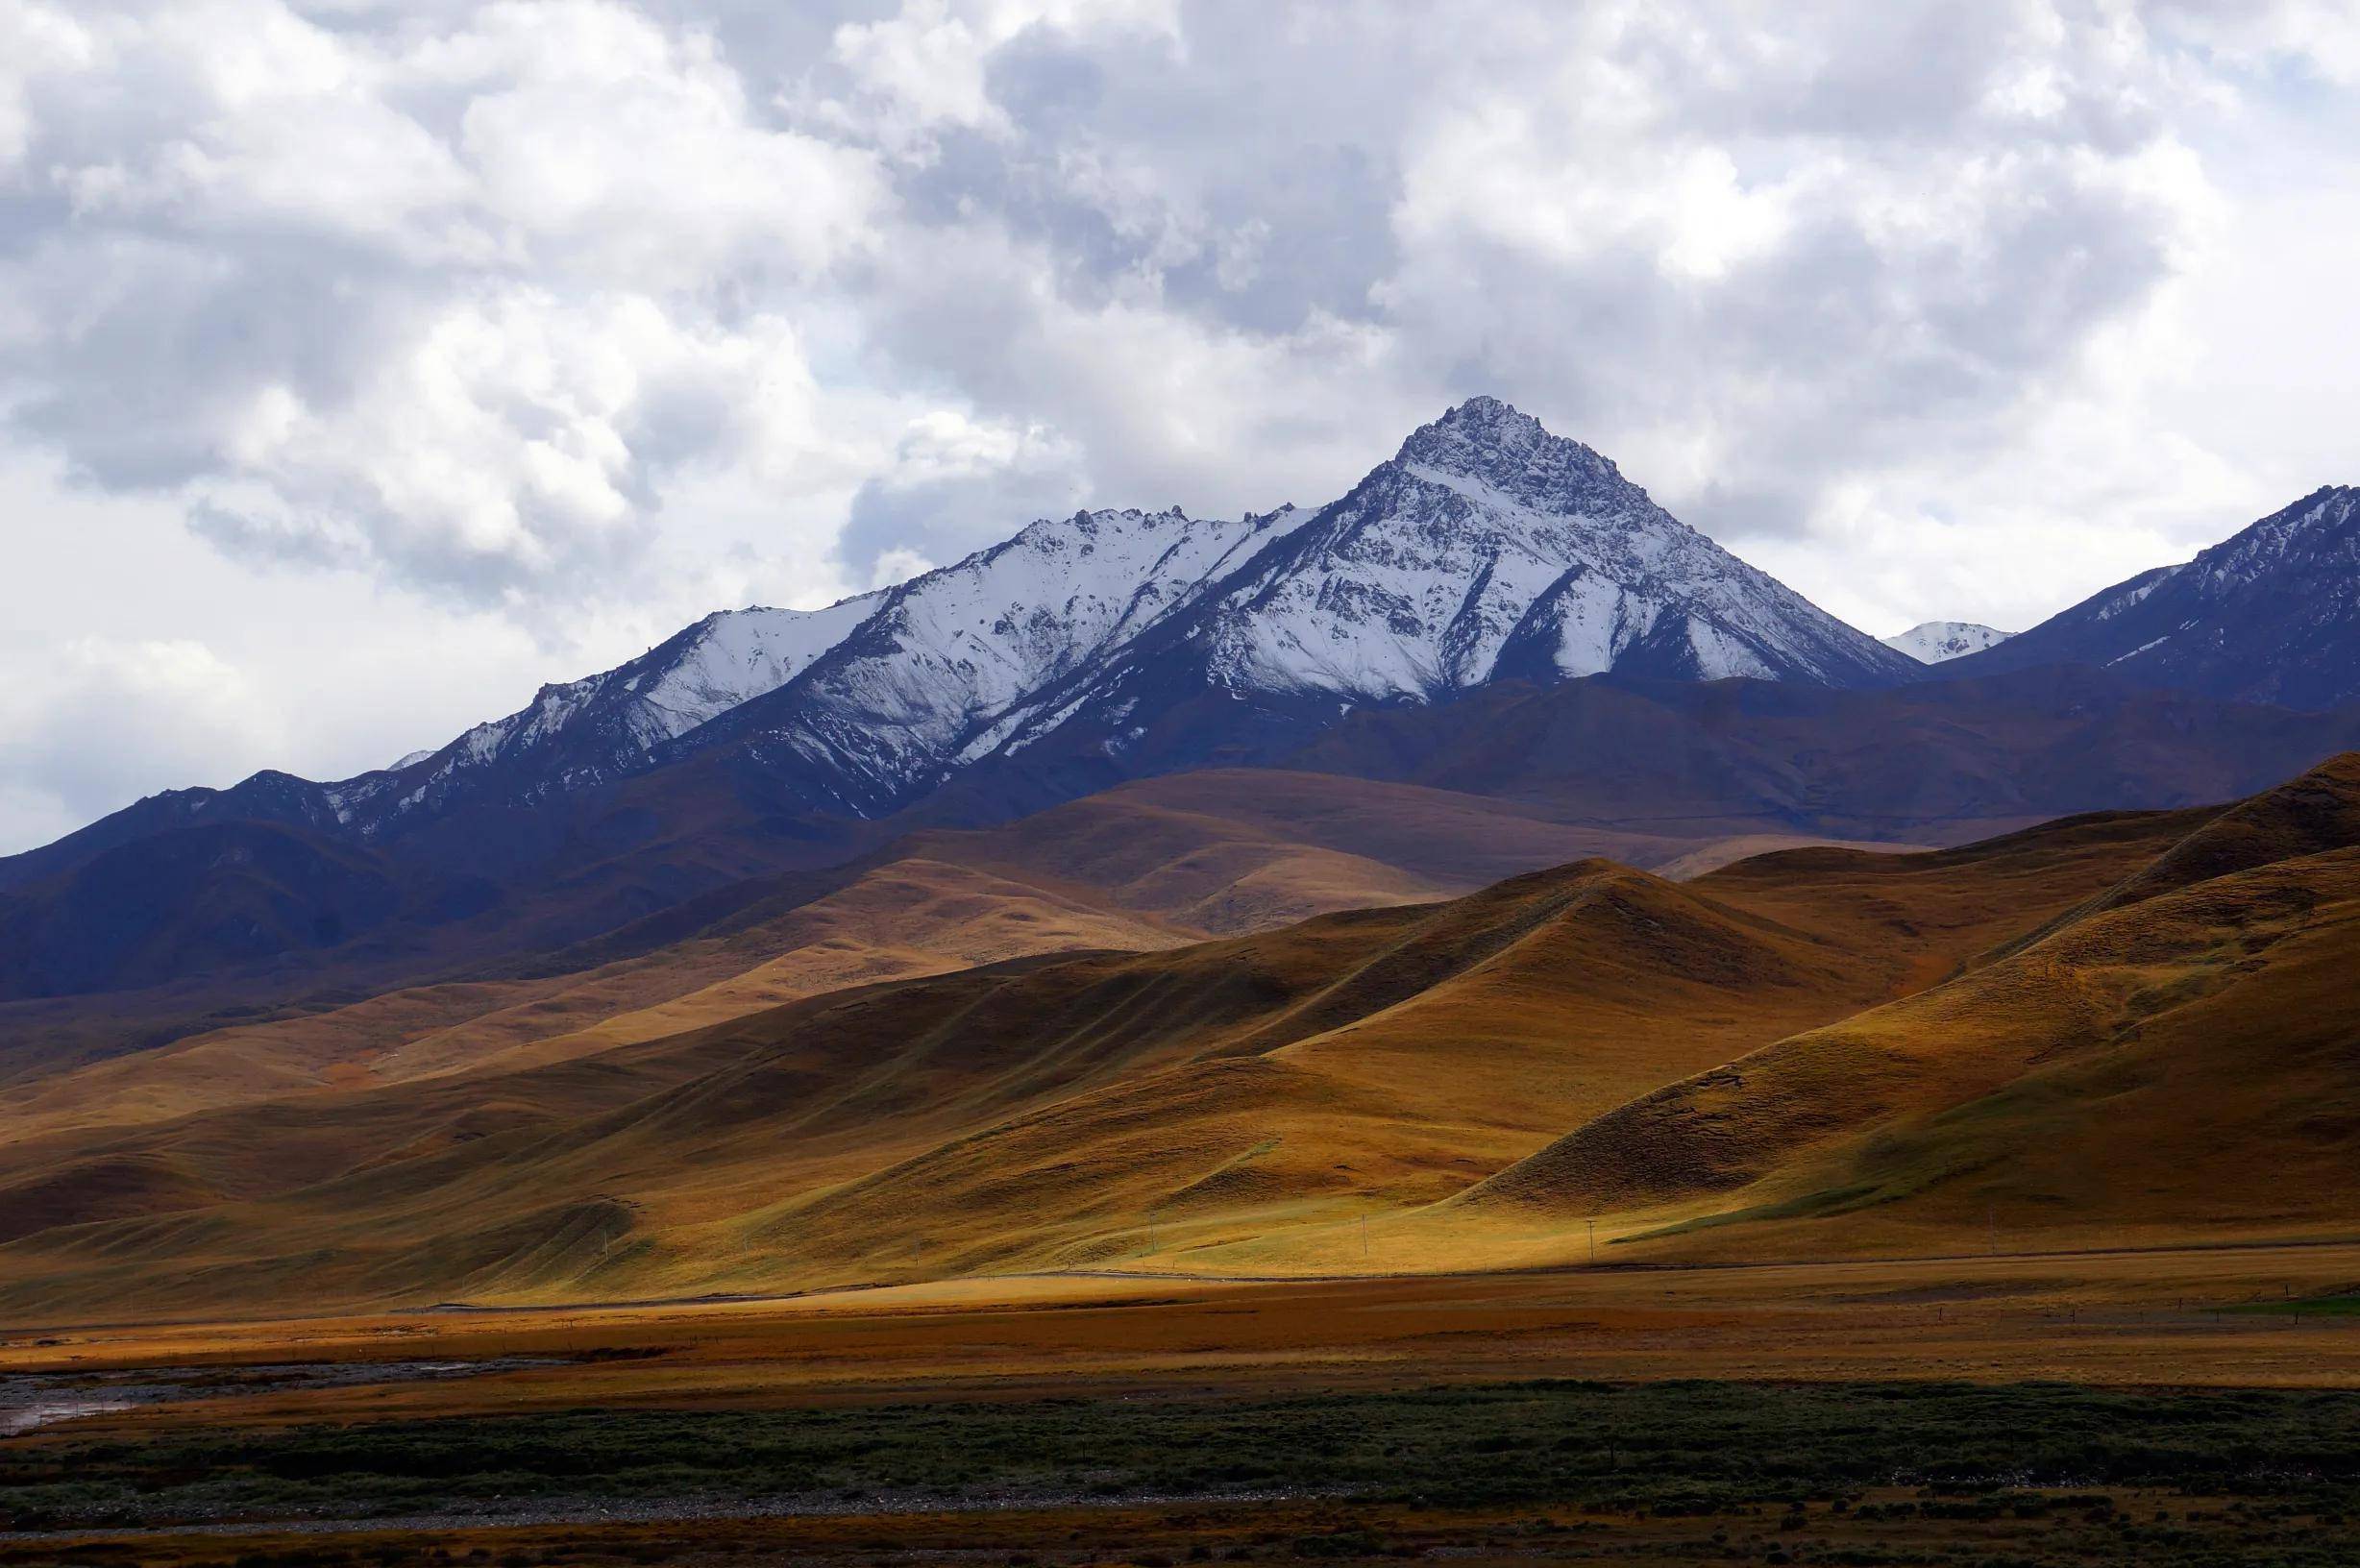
17,399,1917,861
8,394,2360,1322
4,400,2357,1035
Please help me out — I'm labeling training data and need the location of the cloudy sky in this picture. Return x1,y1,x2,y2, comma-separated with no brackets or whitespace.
2,0,2356,851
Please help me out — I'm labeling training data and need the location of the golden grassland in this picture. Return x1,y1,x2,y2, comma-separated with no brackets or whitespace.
10,764,2360,1567
3,759,2356,1334
12,1239,2360,1424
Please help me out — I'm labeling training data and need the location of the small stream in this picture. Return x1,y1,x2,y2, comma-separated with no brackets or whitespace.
0,1357,561,1437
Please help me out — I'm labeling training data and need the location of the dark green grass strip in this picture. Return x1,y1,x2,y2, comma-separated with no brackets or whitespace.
10,1380,2360,1531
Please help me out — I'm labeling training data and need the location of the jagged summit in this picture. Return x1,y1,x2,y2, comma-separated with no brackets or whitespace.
1395,397,1632,511
972,399,1917,772
1192,396,1911,698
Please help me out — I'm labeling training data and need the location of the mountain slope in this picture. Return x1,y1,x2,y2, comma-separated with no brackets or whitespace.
1276,665,2360,837
0,786,2209,1318
1883,621,2012,663
1952,485,2360,707
963,399,1916,779
1462,754,2360,1260
679,505,1305,816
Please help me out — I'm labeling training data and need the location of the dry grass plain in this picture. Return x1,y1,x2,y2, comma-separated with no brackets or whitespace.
10,1246,2360,1565
10,763,2360,1563
11,1240,2360,1423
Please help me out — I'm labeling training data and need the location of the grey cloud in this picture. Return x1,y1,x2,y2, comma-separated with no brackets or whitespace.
789,0,2212,563
0,637,285,835
0,0,2306,627
838,461,1091,583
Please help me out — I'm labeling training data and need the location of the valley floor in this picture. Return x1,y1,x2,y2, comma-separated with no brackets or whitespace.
8,1243,2360,1563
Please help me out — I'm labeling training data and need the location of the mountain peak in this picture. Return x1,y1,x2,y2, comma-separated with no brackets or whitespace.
1109,396,1918,709
2197,484,2360,574
1394,397,1626,509
1882,622,2013,664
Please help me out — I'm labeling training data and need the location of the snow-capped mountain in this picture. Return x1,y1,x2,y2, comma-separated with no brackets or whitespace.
1302,398,1917,690
1883,622,2014,664
682,505,1307,814
1949,486,2360,709
9,398,1916,877
968,398,1916,773
25,403,2360,1003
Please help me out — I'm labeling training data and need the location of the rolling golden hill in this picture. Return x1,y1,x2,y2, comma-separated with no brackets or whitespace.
0,770,1876,1154
0,763,2240,1322
1457,754,2360,1263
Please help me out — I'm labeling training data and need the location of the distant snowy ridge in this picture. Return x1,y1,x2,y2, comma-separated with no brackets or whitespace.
1882,622,2014,664
322,593,884,830
69,398,1921,845
687,503,1310,815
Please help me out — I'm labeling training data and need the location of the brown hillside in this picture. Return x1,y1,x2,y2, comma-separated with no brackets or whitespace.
0,791,2196,1321
1463,754,2360,1261
0,770,1856,1154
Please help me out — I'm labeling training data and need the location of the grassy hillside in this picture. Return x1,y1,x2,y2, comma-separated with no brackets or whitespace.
1460,758,2360,1262
0,768,2225,1320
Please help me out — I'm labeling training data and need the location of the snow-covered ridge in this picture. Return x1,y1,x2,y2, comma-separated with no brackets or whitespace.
114,397,1929,843
704,503,1312,812
317,595,886,831
465,395,1908,823
1882,622,2014,664
975,399,1915,767
452,598,879,763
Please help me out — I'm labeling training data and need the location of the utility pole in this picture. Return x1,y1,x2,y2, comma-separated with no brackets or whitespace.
1988,1205,1997,1258
1587,1217,1597,1266
1362,1213,1369,1261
